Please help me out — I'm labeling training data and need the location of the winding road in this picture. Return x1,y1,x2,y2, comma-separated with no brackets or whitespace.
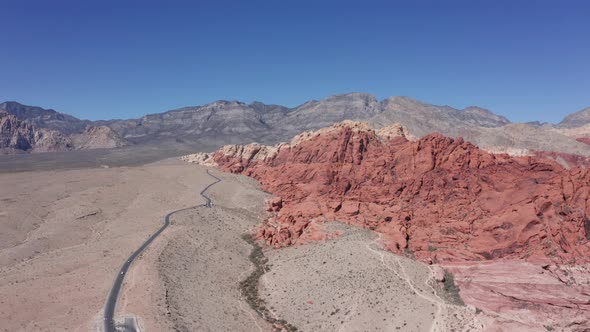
103,169,222,332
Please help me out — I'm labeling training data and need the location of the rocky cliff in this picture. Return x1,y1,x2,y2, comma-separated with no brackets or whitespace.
71,125,128,150
0,101,89,134
0,111,73,153
0,110,127,154
185,121,590,265
184,121,590,331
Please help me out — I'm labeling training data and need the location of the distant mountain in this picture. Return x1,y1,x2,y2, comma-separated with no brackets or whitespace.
559,106,590,128
96,100,288,147
0,101,89,134
0,103,127,154
101,93,588,156
369,96,510,136
102,93,512,145
70,125,129,150
2,94,589,157
0,110,73,153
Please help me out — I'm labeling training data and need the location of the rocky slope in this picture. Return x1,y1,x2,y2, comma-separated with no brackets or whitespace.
0,109,127,154
71,125,128,150
183,121,590,330
0,111,73,153
559,106,590,128
0,101,89,134
4,95,590,158
101,93,590,157
184,121,590,264
98,100,288,146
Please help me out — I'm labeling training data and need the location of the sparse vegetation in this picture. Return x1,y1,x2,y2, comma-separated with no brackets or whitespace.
428,245,438,252
240,234,298,332
443,271,465,306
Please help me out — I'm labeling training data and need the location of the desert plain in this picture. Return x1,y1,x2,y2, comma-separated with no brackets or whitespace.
0,158,486,331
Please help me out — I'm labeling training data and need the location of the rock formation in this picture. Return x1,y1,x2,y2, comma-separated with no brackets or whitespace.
71,125,128,150
0,110,127,154
184,121,590,265
0,110,73,153
0,101,89,134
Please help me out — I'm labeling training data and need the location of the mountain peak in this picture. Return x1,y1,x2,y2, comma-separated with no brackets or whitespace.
559,106,590,128
0,101,87,134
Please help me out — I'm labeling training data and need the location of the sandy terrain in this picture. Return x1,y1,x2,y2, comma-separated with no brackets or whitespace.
0,160,221,331
151,174,272,331
1,157,489,332
260,222,482,332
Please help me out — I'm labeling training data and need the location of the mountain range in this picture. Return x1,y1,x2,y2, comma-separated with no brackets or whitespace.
1,93,590,157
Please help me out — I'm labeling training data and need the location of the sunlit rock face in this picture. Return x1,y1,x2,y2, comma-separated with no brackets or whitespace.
191,121,590,265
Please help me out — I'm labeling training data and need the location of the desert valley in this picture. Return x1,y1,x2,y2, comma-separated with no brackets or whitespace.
1,94,590,331
4,1,590,331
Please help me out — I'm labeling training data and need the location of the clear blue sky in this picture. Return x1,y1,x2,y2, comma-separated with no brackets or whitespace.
0,0,588,123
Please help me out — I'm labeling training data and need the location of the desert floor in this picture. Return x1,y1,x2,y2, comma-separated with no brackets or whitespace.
0,159,481,332
0,160,218,331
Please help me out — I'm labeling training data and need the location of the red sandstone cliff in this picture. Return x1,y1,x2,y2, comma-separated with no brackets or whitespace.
187,121,590,264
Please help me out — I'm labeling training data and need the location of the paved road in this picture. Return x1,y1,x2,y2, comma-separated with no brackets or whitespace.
103,169,222,332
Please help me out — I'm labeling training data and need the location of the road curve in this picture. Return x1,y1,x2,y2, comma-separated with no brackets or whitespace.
104,169,222,332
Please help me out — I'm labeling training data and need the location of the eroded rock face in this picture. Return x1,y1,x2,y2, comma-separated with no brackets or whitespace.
446,261,590,330
196,121,590,265
0,111,73,153
0,110,36,152
0,110,128,153
71,125,129,149
183,121,590,330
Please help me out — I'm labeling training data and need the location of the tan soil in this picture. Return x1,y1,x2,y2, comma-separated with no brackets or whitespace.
0,160,223,331
0,158,488,332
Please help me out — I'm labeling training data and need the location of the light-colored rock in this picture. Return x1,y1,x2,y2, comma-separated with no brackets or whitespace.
179,152,218,166
71,125,128,149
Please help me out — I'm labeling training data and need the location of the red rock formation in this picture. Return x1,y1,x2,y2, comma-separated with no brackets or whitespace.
207,122,590,264
445,261,590,330
577,137,590,145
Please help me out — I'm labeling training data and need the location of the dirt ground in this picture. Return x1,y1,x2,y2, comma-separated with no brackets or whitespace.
0,160,221,331
260,222,482,332
0,159,485,332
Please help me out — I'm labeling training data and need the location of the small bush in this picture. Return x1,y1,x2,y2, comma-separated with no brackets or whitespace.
443,271,465,306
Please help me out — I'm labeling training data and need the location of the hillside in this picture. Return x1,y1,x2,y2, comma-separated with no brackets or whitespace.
3,95,590,158
104,93,590,156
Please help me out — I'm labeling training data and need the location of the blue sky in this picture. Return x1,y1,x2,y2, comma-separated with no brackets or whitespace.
0,0,588,123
